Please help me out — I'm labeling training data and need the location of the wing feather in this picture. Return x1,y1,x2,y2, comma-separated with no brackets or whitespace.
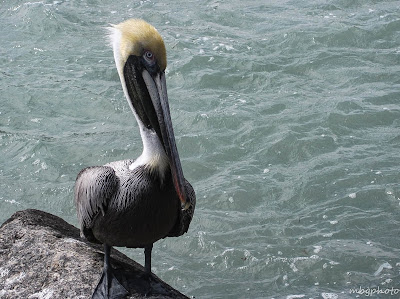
74,166,119,240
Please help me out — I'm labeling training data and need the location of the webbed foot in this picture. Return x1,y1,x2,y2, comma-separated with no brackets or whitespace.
92,244,129,299
92,267,129,299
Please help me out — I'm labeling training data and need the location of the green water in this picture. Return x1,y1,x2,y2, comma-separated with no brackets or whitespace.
1,0,400,298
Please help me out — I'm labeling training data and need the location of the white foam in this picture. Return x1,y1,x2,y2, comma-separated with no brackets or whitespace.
4,199,20,205
313,245,322,253
348,193,357,199
374,262,392,276
321,293,338,299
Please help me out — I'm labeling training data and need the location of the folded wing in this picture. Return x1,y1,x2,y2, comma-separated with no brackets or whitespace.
74,166,119,241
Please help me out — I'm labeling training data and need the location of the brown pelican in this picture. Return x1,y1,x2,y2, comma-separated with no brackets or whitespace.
74,19,196,298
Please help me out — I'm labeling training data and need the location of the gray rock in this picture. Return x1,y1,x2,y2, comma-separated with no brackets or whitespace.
0,209,189,299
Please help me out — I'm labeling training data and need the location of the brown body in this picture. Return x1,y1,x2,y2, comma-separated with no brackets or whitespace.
75,160,195,248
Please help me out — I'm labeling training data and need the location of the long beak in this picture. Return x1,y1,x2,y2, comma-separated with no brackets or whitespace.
142,70,189,210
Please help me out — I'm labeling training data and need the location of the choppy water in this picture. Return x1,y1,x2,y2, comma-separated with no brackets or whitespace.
1,0,400,298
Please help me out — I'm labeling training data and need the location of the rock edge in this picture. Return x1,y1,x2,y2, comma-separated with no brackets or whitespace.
0,209,188,299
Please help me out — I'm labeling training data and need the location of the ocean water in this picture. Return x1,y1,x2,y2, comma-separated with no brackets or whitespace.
1,0,400,298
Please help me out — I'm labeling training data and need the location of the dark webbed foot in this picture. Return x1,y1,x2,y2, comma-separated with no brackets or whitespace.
92,268,129,299
92,244,129,299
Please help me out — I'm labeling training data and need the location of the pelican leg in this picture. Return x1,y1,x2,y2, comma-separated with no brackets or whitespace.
144,244,153,275
142,244,153,296
92,244,129,299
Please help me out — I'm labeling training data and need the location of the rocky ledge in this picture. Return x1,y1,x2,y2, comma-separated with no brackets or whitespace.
0,209,188,299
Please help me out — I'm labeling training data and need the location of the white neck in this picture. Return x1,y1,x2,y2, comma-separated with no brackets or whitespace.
129,126,169,178
109,26,169,178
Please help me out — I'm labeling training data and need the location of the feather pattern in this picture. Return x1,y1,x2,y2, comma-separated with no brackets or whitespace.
74,159,196,246
74,166,119,235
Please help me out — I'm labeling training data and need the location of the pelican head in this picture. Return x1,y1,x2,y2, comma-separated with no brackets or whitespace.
109,19,189,210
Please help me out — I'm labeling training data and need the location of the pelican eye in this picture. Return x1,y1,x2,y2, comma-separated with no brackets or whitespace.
143,50,155,64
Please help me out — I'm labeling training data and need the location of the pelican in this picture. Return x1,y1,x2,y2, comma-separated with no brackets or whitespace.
74,19,196,298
